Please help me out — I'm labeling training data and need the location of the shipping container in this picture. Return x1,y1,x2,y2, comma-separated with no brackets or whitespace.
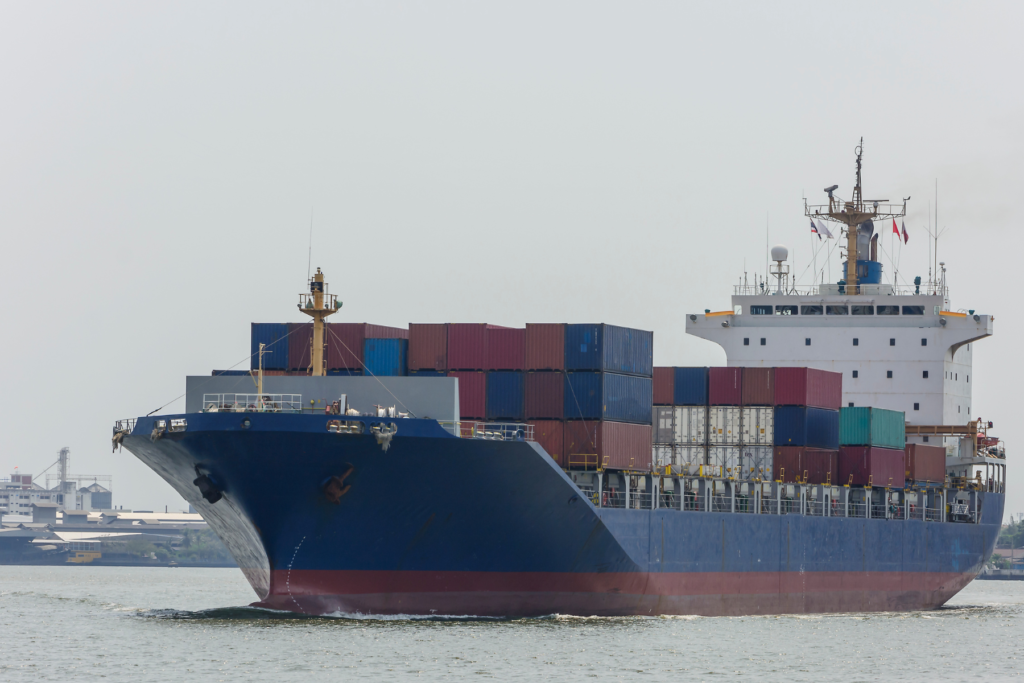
905,443,947,484
708,407,741,445
486,371,525,420
741,367,775,406
362,338,408,377
487,327,525,370
524,371,564,419
839,407,906,449
564,324,653,377
673,367,708,405
653,406,707,445
653,445,675,469
773,447,838,484
528,420,565,467
653,407,676,444
563,420,652,471
447,323,488,370
408,324,448,371
774,367,843,409
564,372,653,424
709,367,742,405
286,322,313,371
738,446,773,480
740,407,774,445
524,323,565,371
708,446,741,474
251,323,290,371
653,367,675,405
839,446,906,488
324,323,407,370
449,371,486,419
774,406,840,449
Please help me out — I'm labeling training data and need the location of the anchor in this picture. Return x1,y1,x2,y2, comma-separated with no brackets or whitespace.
323,464,355,504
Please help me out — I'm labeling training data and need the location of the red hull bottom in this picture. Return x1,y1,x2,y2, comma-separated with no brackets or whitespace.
253,569,976,617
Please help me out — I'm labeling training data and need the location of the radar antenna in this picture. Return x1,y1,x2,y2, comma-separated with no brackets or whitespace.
804,138,907,294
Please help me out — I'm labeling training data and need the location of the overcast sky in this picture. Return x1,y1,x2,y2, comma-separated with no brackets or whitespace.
1,2,1021,518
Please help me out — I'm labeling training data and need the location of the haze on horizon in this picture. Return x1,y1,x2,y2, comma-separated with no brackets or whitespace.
1,2,1021,518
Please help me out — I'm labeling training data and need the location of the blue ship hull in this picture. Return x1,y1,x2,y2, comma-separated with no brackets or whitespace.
122,413,1003,617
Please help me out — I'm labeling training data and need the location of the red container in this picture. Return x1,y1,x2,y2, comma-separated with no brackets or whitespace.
563,421,652,471
773,447,838,484
905,444,946,483
324,323,405,370
447,323,488,370
839,446,905,488
525,323,565,371
487,327,525,370
287,322,313,371
653,367,675,405
741,367,774,406
709,367,742,406
449,371,486,419
409,324,448,371
529,420,565,467
774,367,843,409
525,372,564,419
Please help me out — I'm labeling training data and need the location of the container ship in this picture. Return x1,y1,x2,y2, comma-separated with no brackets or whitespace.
116,145,1005,616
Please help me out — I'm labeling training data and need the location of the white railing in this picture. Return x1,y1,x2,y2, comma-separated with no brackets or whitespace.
732,282,948,298
438,421,535,442
202,393,303,413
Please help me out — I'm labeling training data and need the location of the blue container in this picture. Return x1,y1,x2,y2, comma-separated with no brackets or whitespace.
363,338,408,377
564,324,653,377
212,370,251,376
250,323,289,370
564,372,653,424
486,371,525,420
774,406,840,449
409,369,446,377
673,367,709,405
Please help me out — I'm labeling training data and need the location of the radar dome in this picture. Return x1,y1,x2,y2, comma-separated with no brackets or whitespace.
771,245,789,262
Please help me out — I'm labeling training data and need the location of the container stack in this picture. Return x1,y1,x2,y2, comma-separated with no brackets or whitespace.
708,367,742,476
561,324,654,471
772,367,842,484
252,322,407,375
904,444,947,486
739,367,774,480
525,324,566,466
652,367,709,474
838,407,907,488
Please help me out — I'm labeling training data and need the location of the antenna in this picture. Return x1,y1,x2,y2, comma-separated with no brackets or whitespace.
307,208,314,282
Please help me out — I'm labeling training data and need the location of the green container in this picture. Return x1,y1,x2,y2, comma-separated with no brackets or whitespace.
839,407,906,449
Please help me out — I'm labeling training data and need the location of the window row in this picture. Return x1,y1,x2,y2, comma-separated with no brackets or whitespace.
745,337,929,347
750,304,926,316
850,370,929,379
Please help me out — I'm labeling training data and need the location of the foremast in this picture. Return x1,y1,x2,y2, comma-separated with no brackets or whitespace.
298,267,340,376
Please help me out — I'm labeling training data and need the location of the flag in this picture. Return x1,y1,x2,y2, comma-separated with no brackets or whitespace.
810,218,821,240
892,218,900,237
902,221,909,244
815,218,834,239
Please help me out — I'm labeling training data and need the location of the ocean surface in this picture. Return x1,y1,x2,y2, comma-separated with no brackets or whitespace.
0,566,1020,682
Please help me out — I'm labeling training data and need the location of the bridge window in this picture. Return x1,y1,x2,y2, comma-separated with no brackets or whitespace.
826,305,849,315
743,338,749,346
805,338,811,346
848,402,854,407
914,403,920,411
902,305,925,315
921,338,927,346
853,338,859,346
887,370,893,378
775,305,798,315
877,305,899,315
851,305,874,315
923,370,929,378
801,305,823,315
890,338,896,346
760,338,766,346
852,370,859,378
751,305,772,315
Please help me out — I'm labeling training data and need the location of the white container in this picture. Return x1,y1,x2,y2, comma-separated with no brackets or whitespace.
677,446,707,467
708,407,741,445
652,406,707,445
740,407,774,445
652,444,675,468
708,446,741,475
738,445,773,480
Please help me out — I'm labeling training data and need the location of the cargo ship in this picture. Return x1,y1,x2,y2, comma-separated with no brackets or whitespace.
116,145,1005,616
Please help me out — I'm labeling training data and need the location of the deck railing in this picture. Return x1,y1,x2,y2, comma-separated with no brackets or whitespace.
439,421,534,442
202,393,303,413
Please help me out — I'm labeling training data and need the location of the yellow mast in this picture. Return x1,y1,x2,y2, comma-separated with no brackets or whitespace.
298,267,339,376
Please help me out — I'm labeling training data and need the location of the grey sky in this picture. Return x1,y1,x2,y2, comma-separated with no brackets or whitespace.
1,2,1021,518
